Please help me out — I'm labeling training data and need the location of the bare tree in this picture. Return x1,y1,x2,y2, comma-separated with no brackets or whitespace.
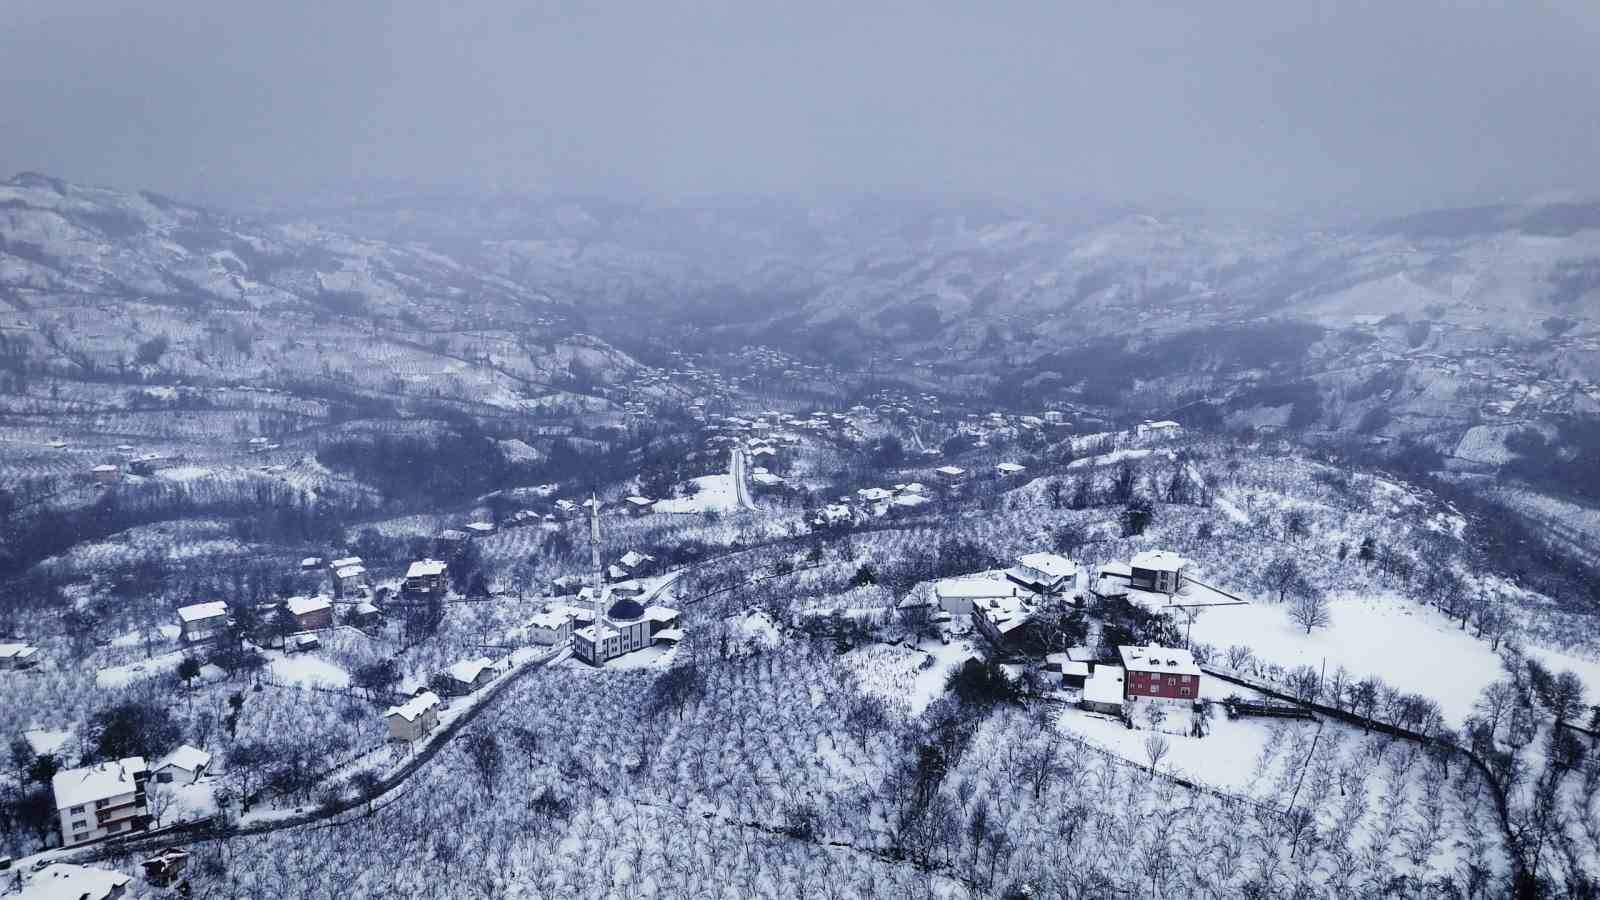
1225,644,1255,671
1288,590,1331,634
144,781,177,826
1263,556,1302,604
1144,732,1170,776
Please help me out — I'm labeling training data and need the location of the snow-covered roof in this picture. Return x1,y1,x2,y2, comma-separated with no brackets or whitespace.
935,465,966,476
936,578,1017,600
52,757,147,809
899,482,928,493
1118,645,1201,677
644,606,680,623
448,657,495,684
1130,550,1187,572
528,610,573,629
892,494,930,508
177,601,228,623
354,601,380,615
857,487,893,501
159,744,211,773
385,691,440,722
1016,552,1078,580
0,642,38,661
653,628,685,643
285,596,331,616
1100,561,1133,578
619,550,653,568
18,864,131,900
335,565,366,579
438,529,468,541
625,495,654,507
752,473,784,486
90,464,118,473
1083,667,1125,706
330,556,362,568
300,557,323,567
406,559,447,578
996,462,1026,473
465,521,495,533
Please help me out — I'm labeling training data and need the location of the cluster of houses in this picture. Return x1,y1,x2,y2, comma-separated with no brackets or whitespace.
175,591,336,648
1064,644,1204,717
0,641,40,670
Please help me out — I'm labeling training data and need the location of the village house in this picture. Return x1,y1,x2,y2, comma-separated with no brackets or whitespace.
618,550,654,574
1090,561,1133,601
971,593,1037,649
435,529,469,554
351,600,382,627
19,864,132,900
52,757,149,847
90,464,120,484
403,559,448,596
176,602,228,644
1136,420,1183,440
1118,645,1201,703
856,487,893,517
300,556,323,570
1081,666,1126,716
812,504,853,528
288,633,321,653
1005,553,1080,599
152,745,210,785
934,577,1020,618
0,641,40,670
285,595,333,630
1129,550,1188,596
330,558,367,599
1045,653,1092,690
385,691,441,743
935,465,968,484
624,495,656,517
526,609,574,646
995,462,1027,477
464,521,496,537
439,657,496,696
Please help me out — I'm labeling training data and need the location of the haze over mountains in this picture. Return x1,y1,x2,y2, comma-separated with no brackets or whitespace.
5,171,1598,449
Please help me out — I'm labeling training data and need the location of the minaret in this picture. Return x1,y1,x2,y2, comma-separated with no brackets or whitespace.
588,494,606,664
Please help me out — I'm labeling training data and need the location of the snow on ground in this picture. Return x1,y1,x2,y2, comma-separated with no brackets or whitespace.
1056,678,1291,793
1188,592,1600,726
96,651,187,688
653,474,739,514
24,728,72,757
155,465,217,481
1214,496,1250,524
1067,447,1173,470
268,653,351,688
847,638,978,715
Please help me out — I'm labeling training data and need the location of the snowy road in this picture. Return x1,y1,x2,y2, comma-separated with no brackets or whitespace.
729,447,758,510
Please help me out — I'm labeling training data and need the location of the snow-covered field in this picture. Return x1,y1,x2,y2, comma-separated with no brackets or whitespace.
268,653,351,688
654,474,739,513
1188,592,1600,725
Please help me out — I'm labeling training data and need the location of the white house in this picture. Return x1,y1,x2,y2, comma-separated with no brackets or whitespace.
1081,666,1126,715
464,521,496,537
935,465,968,483
404,559,448,595
934,577,1020,618
1129,550,1188,596
153,745,210,785
0,642,40,670
176,602,229,644
18,864,131,900
995,462,1027,477
1005,553,1079,598
53,757,148,847
526,609,575,646
441,657,497,696
385,692,441,743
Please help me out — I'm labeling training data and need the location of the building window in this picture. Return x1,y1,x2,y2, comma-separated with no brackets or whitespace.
1181,687,1191,697
1167,675,1177,684
95,799,108,809
71,805,85,814
1149,684,1159,694
73,819,87,829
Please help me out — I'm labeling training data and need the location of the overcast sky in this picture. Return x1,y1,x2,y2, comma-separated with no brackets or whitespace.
2,0,1596,218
